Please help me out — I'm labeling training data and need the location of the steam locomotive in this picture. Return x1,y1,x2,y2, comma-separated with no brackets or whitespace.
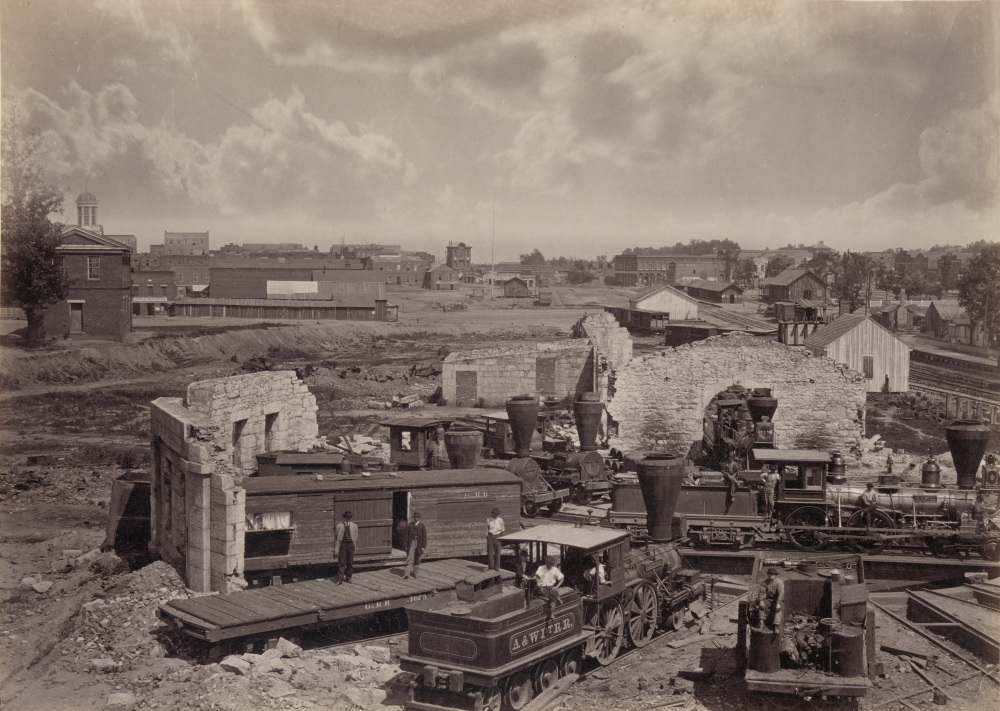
615,410,999,559
484,394,614,509
401,454,706,711
701,385,776,470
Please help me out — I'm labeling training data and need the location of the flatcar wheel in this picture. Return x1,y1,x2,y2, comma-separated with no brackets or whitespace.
574,489,593,506
627,582,658,648
783,506,830,552
480,686,502,711
560,646,583,677
845,510,893,554
504,672,534,710
533,658,560,693
587,600,624,666
547,499,563,515
521,500,539,518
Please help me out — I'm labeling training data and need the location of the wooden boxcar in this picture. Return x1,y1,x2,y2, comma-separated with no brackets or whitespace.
255,451,396,477
242,469,522,584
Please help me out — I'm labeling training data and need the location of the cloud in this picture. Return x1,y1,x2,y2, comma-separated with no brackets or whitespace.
14,83,417,221
95,0,197,67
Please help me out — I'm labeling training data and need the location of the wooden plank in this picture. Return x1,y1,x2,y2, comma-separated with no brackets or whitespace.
220,591,310,619
167,598,253,627
252,587,322,613
171,597,258,626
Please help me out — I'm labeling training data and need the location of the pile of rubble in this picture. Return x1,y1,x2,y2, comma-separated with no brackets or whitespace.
325,435,386,457
0,462,120,507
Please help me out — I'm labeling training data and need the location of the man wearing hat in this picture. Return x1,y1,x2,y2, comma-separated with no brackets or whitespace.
403,511,427,579
486,507,505,571
859,482,879,529
534,553,564,607
752,567,784,630
334,510,358,584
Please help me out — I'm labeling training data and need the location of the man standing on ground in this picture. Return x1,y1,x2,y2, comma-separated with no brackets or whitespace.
403,511,427,579
486,507,504,571
335,510,358,584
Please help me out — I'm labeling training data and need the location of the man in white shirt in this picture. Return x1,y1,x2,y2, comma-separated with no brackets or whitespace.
859,482,879,528
486,507,505,571
534,554,564,605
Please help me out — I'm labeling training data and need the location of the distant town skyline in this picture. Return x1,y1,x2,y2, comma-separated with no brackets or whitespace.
2,1,997,261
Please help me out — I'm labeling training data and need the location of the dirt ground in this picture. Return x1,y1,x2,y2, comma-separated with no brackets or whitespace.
0,286,997,711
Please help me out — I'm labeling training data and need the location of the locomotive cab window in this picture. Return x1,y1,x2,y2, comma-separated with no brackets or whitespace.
802,465,825,489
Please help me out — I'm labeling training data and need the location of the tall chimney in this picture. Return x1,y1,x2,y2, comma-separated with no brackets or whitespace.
899,288,906,307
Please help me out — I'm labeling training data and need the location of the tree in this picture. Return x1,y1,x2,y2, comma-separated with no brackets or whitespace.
519,248,545,266
876,267,902,298
1,110,67,346
764,254,795,278
718,245,741,282
958,243,1000,350
831,252,872,312
733,257,758,289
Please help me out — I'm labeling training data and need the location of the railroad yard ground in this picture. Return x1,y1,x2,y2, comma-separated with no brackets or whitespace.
0,283,997,711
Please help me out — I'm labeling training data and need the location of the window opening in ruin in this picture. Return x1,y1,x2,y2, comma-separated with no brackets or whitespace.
862,355,874,380
265,412,279,451
233,418,248,467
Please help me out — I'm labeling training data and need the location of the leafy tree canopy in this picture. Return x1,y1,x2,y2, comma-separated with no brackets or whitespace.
621,239,740,256
958,243,1000,348
519,248,546,266
764,254,795,278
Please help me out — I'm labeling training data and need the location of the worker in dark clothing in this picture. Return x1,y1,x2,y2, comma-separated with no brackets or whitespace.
972,493,997,528
723,457,741,510
859,482,879,529
403,511,427,579
514,546,531,588
761,465,780,523
334,510,358,584
751,567,784,630
886,453,893,474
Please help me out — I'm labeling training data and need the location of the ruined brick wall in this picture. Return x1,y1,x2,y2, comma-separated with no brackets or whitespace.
149,372,319,592
442,341,595,407
607,332,866,459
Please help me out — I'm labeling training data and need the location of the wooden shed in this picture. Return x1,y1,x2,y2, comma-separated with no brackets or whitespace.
803,314,910,392
760,269,826,304
684,279,744,304
502,276,531,299
242,468,522,575
629,284,701,320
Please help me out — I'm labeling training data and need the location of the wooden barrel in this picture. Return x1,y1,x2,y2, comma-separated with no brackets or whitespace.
831,627,865,677
444,427,483,470
747,627,781,673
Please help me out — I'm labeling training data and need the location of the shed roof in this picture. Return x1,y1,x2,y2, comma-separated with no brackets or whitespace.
929,302,969,322
499,523,629,552
244,468,520,494
696,307,775,333
378,416,454,429
632,284,699,305
802,314,901,349
759,269,821,287
686,279,743,293
752,449,832,463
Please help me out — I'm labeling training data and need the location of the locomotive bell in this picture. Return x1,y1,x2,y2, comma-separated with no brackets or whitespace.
921,455,942,490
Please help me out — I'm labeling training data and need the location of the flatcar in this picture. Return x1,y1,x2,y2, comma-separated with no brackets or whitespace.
737,553,875,710
401,455,706,711
610,420,1000,560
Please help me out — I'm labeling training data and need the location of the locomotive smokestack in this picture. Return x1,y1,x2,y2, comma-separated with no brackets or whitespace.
944,420,991,490
573,392,603,452
505,395,539,458
636,454,686,541
746,388,778,424
444,426,483,470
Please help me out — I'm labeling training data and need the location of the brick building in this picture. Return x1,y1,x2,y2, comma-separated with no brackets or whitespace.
48,227,133,340
163,231,209,256
132,271,176,315
613,253,724,286
446,241,472,272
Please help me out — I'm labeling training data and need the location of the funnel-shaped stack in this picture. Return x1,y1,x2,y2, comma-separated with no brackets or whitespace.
636,454,686,541
505,395,539,458
746,388,778,423
444,426,483,469
945,420,991,490
573,392,603,452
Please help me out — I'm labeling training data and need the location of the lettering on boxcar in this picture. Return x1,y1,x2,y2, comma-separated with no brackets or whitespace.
463,491,489,499
365,600,390,610
509,614,575,655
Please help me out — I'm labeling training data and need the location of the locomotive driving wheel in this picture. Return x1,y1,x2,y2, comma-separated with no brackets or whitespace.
533,657,560,693
845,509,893,554
627,582,658,648
586,600,624,665
783,506,830,552
504,671,533,710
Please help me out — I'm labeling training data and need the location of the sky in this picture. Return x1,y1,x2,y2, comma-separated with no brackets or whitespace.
2,0,997,262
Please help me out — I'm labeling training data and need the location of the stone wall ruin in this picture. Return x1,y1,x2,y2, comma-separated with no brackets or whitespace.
607,332,867,459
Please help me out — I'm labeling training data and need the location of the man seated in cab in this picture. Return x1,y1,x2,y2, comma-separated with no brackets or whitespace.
583,554,610,594
533,554,564,606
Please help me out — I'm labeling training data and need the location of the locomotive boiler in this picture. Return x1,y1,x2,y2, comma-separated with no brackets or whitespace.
401,453,706,711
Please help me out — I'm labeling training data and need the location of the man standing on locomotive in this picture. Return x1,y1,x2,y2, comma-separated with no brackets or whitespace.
723,456,741,510
403,511,427,579
860,482,879,529
486,507,504,571
751,567,784,630
761,465,780,523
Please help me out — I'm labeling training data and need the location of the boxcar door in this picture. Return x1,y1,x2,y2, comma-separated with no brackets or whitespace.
334,492,393,559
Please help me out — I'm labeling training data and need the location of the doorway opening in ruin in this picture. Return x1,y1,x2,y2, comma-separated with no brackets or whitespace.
264,412,278,451
701,385,776,470
233,418,248,467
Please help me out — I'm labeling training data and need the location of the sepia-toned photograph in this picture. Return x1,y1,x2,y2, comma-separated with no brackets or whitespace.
1,1,998,709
